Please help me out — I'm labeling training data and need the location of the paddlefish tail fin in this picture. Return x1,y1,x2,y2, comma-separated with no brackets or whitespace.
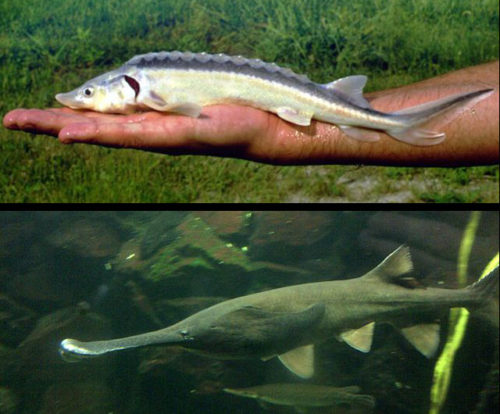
465,265,499,305
384,88,493,146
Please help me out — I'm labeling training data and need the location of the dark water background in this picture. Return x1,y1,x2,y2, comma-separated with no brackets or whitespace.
0,211,498,414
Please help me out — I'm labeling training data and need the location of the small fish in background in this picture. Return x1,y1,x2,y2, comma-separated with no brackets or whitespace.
55,51,493,146
223,383,375,413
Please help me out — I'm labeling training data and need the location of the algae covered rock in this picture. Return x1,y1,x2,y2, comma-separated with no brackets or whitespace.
138,215,259,283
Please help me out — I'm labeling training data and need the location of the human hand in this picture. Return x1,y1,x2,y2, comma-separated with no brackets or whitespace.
3,105,299,163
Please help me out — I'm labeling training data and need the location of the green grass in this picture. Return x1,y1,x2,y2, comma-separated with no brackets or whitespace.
1,0,498,202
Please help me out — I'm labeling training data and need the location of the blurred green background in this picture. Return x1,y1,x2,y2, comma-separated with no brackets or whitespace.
0,0,498,202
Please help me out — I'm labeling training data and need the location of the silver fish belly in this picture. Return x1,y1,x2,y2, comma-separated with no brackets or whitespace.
55,51,493,146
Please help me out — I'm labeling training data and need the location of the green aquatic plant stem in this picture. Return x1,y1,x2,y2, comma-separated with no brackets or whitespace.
429,211,499,414
457,211,480,287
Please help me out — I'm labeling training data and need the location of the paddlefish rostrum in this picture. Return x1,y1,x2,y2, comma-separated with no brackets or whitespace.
59,246,498,378
55,51,493,146
224,383,375,412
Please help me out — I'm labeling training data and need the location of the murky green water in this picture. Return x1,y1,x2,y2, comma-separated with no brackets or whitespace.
0,211,497,413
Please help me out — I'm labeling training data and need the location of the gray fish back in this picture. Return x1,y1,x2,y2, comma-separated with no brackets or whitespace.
124,51,317,89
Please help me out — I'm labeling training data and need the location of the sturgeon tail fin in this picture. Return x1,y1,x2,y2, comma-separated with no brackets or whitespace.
384,88,493,146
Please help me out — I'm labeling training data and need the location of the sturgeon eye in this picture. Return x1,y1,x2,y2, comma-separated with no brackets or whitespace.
83,87,94,97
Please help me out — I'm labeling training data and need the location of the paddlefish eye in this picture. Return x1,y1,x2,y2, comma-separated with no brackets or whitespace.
83,87,94,97
180,329,194,340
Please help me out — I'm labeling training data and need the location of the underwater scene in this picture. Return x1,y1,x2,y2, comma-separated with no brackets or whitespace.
0,211,498,414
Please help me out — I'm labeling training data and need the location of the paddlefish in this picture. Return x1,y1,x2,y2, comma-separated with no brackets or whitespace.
224,383,375,413
55,51,493,146
59,246,498,378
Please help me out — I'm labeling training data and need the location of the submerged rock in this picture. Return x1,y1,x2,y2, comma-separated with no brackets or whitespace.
45,216,123,258
248,211,336,262
140,211,189,260
39,382,113,414
139,215,259,282
0,387,18,414
0,293,36,347
7,304,113,413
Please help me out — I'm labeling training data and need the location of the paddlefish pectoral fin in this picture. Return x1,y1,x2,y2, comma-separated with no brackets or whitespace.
278,344,315,379
208,303,324,376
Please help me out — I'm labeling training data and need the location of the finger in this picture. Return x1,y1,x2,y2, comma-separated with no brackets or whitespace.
59,115,197,149
58,120,185,149
3,109,71,136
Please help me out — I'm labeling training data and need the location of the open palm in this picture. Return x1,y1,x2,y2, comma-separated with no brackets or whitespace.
3,105,321,164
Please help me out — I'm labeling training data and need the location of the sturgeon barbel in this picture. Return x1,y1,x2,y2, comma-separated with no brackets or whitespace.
59,246,498,379
55,51,493,146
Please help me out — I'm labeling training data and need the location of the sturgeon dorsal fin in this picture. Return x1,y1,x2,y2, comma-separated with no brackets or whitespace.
278,344,315,378
401,323,440,358
362,245,413,283
339,322,375,352
322,75,371,108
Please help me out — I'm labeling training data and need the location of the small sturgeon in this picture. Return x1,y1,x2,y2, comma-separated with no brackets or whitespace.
59,246,498,379
55,51,493,146
224,383,375,412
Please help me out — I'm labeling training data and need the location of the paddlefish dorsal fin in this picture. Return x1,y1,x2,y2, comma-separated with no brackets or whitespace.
361,245,413,283
278,344,315,379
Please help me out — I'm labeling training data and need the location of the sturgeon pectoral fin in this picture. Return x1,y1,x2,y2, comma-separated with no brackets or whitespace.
142,92,203,117
401,323,440,358
142,91,169,111
338,125,380,142
339,322,375,353
276,107,312,126
278,344,315,379
167,102,203,117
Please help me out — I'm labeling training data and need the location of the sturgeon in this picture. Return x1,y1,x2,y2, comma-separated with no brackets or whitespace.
59,246,498,378
55,51,493,146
